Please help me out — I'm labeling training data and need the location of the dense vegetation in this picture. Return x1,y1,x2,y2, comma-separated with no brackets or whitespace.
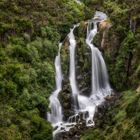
81,90,140,140
0,0,86,139
81,0,140,139
0,0,140,140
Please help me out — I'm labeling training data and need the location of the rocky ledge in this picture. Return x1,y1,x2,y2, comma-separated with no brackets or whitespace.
54,91,120,140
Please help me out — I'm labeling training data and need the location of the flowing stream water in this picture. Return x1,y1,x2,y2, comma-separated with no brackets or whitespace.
47,11,112,137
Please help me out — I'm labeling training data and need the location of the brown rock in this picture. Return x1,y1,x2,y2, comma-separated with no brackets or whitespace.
99,20,112,30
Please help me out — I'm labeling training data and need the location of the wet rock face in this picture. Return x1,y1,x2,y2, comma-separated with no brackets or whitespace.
57,21,114,139
55,92,120,140
76,35,91,97
59,21,111,105
58,22,110,116
72,23,92,96
59,79,75,121
54,121,89,140
59,39,73,121
59,24,92,120
93,92,120,127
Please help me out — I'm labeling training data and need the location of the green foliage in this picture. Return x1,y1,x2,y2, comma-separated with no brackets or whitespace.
107,31,137,90
31,115,53,140
0,0,86,139
81,0,140,92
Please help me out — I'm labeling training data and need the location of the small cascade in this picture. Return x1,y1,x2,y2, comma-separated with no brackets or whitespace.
47,11,113,137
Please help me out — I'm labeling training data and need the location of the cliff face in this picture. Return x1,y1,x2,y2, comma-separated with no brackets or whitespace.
0,0,140,140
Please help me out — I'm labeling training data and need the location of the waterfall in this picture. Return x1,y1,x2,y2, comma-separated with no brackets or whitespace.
47,43,63,127
86,13,111,97
81,11,112,126
68,24,80,111
47,11,112,136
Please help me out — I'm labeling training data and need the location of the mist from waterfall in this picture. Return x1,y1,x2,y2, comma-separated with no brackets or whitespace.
47,11,112,136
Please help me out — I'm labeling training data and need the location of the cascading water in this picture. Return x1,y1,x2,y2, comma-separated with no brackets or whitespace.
79,11,112,126
47,43,63,127
68,24,80,111
47,11,112,137
86,12,111,98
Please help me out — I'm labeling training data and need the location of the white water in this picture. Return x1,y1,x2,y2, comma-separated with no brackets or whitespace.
47,11,112,136
80,11,112,126
75,0,82,4
68,24,80,111
47,43,63,127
